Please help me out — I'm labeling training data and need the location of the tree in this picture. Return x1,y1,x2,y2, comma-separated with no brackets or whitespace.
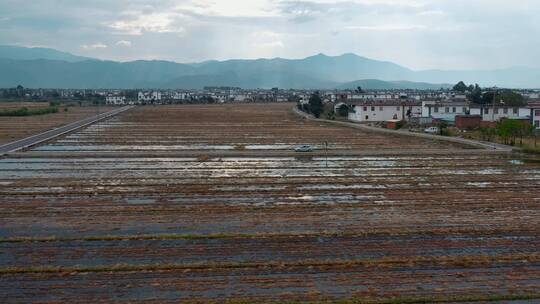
356,86,364,93
469,84,482,104
453,81,468,92
482,90,526,107
498,90,526,107
309,91,323,118
516,122,533,146
479,127,497,142
497,119,524,145
337,104,349,117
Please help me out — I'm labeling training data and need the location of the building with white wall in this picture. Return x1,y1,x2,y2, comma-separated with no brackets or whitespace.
528,103,540,129
138,91,162,103
470,105,530,122
423,101,470,122
105,95,126,105
348,101,422,123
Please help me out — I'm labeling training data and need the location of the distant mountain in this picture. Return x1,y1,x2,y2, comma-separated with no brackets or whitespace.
0,59,197,88
336,79,452,90
0,45,538,89
0,45,93,62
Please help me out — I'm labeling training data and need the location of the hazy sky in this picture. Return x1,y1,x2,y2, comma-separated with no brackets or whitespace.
0,0,539,70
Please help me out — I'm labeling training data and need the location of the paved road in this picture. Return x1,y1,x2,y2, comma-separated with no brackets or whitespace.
292,107,514,152
0,106,133,154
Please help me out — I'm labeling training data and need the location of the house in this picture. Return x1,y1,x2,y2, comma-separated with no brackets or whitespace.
529,102,540,129
348,101,422,123
105,95,126,105
138,91,162,103
470,105,530,122
423,101,470,123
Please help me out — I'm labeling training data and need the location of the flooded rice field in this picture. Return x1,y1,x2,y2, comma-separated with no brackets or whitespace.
1,103,539,303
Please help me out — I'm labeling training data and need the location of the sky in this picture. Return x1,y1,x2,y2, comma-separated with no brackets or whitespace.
0,0,539,70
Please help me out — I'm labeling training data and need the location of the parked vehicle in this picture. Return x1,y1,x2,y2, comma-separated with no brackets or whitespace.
294,145,314,152
424,126,440,134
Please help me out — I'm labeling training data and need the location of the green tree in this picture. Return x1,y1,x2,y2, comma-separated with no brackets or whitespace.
482,90,526,107
337,104,349,117
516,122,533,146
309,91,323,118
469,84,482,104
453,81,468,92
497,119,523,145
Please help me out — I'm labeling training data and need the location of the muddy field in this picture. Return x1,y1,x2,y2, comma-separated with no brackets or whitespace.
1,103,539,303
0,104,114,145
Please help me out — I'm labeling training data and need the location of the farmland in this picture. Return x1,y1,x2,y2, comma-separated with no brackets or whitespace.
1,103,539,303
0,102,113,145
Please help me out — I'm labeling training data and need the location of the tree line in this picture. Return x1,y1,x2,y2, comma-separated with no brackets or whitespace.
453,81,526,107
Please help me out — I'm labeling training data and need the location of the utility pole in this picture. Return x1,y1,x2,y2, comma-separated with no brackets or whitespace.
492,89,496,122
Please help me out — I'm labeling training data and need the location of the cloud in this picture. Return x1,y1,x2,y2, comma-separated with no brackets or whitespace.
105,13,185,35
252,31,285,48
344,24,427,31
0,0,539,69
81,43,107,50
115,40,132,47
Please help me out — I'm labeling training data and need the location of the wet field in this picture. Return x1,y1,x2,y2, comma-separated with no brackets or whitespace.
1,103,539,303
0,105,114,145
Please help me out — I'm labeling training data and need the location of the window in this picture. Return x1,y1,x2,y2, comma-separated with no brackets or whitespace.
452,107,456,113
434,106,439,113
371,106,375,111
363,106,367,112
462,107,467,113
365,115,369,120
503,108,508,114
445,107,449,113
379,106,383,111
535,110,540,116
485,108,489,115
536,120,540,128
513,108,518,114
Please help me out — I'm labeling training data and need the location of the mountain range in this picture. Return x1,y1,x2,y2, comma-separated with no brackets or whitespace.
0,45,538,89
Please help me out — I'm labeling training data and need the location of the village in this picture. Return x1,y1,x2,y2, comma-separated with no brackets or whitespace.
3,85,540,129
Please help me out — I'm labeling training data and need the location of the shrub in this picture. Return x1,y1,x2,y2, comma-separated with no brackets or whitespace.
0,106,58,117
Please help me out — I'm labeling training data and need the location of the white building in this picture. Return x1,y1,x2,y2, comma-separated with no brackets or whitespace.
528,103,540,129
138,91,162,103
348,102,422,123
423,101,470,122
470,105,530,122
233,94,249,102
350,93,401,101
171,92,191,100
105,95,126,105
524,92,540,99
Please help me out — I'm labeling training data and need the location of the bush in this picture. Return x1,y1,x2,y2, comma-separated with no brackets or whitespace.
326,111,336,120
440,128,451,136
0,106,59,117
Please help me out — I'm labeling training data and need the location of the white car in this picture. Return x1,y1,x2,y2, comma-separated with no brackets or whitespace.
424,127,440,134
294,145,314,152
